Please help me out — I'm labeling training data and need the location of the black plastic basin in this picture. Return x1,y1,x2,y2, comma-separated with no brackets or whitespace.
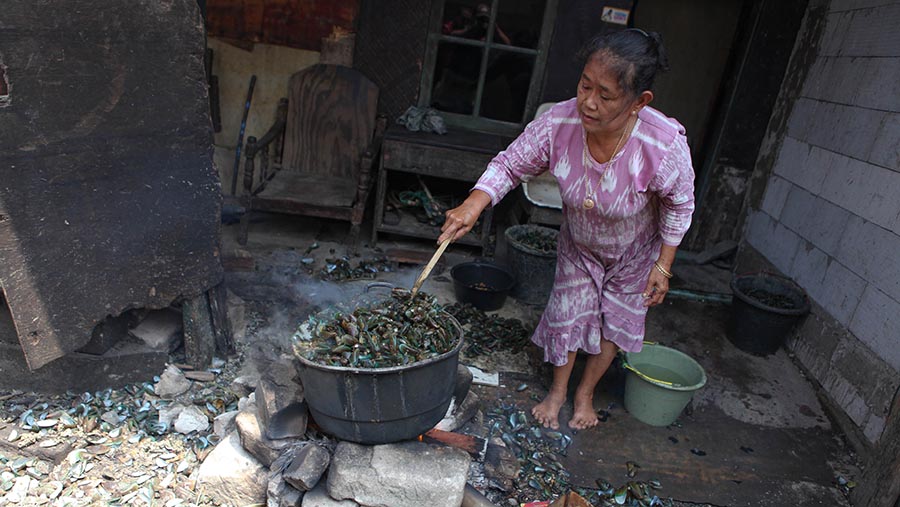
450,261,515,311
295,316,463,444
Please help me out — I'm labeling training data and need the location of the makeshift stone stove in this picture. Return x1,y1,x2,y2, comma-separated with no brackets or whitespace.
197,353,488,507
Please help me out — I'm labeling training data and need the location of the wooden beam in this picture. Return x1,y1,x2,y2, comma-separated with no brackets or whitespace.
852,386,900,507
423,428,487,459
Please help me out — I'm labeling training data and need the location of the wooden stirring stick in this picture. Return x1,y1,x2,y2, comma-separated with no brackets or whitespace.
410,237,452,298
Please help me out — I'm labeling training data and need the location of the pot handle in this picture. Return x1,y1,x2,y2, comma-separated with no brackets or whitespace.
618,342,683,388
365,281,395,293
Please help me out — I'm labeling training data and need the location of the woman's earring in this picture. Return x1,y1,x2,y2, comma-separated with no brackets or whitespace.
631,110,637,115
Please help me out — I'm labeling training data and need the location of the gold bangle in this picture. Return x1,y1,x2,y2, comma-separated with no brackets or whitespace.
654,261,673,279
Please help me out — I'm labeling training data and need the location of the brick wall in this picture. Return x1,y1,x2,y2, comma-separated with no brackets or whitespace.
744,0,900,444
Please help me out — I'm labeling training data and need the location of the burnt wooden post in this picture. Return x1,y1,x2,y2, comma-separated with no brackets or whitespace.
182,293,215,369
207,283,234,356
852,387,900,507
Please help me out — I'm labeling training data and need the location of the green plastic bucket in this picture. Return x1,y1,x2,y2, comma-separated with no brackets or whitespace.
623,343,707,426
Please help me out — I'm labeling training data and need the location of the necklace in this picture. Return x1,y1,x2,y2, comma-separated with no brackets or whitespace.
582,116,633,210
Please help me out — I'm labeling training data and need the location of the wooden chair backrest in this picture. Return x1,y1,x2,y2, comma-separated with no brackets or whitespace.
282,64,379,179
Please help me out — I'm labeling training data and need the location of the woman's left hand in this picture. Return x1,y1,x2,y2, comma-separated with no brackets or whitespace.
642,268,669,307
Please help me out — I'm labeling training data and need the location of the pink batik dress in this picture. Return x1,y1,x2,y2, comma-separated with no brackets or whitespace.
473,98,695,366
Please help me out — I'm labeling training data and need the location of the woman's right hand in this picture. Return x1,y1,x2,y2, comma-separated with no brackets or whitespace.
438,190,492,244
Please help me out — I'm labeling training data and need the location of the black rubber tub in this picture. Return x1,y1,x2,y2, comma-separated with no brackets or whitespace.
295,316,464,444
728,272,810,356
450,261,516,311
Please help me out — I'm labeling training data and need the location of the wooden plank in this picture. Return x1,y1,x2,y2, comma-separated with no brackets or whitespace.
382,139,497,181
852,387,900,507
0,0,222,370
182,294,215,369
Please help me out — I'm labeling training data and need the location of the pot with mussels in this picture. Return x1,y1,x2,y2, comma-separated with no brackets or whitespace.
293,286,464,444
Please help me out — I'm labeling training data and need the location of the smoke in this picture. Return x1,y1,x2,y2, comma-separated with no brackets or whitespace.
245,249,423,355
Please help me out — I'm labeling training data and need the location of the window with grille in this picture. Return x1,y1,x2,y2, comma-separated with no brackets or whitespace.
419,0,558,134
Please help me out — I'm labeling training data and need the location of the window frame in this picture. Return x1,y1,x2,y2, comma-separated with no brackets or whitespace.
418,0,559,135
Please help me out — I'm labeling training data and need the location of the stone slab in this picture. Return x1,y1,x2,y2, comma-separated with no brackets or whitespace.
303,483,358,507
236,410,296,467
284,443,331,491
327,441,470,507
198,431,267,507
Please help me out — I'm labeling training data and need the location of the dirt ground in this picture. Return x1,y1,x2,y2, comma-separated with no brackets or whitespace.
0,215,860,506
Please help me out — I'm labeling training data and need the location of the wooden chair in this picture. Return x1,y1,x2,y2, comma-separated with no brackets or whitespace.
238,64,387,247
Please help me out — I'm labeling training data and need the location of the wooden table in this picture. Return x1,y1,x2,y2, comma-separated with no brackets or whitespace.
372,127,513,255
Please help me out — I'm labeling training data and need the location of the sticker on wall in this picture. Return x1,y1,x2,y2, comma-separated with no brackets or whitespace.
601,6,630,25
0,59,10,108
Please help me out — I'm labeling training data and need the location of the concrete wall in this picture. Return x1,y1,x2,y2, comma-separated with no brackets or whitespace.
208,38,320,193
742,0,900,445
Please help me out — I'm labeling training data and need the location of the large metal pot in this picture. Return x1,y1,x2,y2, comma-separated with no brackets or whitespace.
295,315,464,444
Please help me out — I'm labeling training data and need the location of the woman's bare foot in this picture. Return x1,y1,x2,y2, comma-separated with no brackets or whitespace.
531,390,566,429
569,391,599,429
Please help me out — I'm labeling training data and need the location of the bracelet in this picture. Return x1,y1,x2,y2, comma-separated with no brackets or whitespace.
654,261,673,279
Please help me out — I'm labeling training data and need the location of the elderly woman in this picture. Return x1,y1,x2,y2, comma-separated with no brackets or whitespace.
437,29,695,430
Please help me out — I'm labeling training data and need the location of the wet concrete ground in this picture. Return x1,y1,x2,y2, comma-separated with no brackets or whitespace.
223,215,858,506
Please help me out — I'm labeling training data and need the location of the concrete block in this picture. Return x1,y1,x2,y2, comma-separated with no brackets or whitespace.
760,176,794,220
820,370,867,425
818,259,866,326
849,285,900,371
782,189,852,256
774,139,832,194
870,112,900,171
786,99,818,142
803,102,840,150
855,59,900,113
836,217,900,302
830,0,893,13
831,336,900,417
787,312,842,379
819,11,852,56
789,242,829,304
816,105,883,162
843,391,870,427
839,4,900,57
862,413,886,444
746,211,802,274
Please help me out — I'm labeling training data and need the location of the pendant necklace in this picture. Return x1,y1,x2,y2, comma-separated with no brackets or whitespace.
582,115,633,210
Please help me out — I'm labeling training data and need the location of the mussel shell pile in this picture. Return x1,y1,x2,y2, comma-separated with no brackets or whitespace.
510,228,558,255
444,303,530,356
488,402,572,501
294,289,459,369
319,257,392,282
